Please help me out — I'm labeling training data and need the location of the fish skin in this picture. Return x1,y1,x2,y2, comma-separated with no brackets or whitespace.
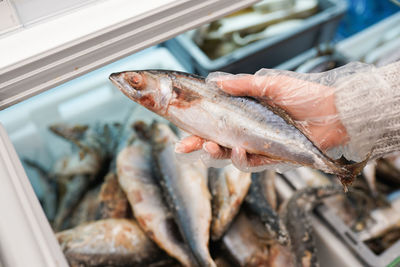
208,165,251,240
96,172,130,219
109,70,365,186
245,172,289,246
56,218,165,267
117,141,194,267
280,185,343,267
222,212,269,266
69,184,101,227
263,170,278,211
53,174,90,231
223,211,295,267
151,122,215,267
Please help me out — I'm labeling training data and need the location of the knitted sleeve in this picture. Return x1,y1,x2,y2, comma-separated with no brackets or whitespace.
335,61,400,161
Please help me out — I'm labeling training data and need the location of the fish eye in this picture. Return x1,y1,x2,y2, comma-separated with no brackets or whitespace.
127,73,143,89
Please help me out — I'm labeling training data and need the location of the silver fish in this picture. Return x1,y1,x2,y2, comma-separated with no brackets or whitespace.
109,70,368,188
245,171,289,245
222,211,295,267
263,170,278,210
117,141,194,266
208,165,251,240
280,185,344,267
96,172,130,219
53,174,90,231
56,218,165,267
69,184,101,227
222,212,270,266
151,122,215,267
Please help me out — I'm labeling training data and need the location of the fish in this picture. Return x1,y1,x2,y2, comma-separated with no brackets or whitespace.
109,70,369,188
96,172,130,219
208,165,251,240
222,211,295,267
56,218,166,267
150,122,215,267
262,170,278,210
280,185,344,267
23,159,58,222
245,171,289,245
50,123,119,230
117,140,194,266
69,185,101,227
222,212,270,266
53,173,91,231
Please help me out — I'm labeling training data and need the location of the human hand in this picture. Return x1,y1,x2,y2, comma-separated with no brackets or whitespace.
175,68,350,169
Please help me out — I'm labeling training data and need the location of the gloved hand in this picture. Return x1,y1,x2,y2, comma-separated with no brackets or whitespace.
175,62,392,170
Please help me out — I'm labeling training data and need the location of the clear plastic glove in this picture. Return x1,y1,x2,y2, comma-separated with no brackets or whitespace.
175,62,394,170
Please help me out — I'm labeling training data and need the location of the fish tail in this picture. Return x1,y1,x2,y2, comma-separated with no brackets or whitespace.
335,152,372,191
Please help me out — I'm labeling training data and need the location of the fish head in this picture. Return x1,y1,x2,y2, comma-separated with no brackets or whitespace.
109,70,174,115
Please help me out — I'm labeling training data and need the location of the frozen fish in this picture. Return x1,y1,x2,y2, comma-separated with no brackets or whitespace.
117,140,194,266
208,165,251,240
151,122,215,267
56,219,165,267
110,70,368,188
245,171,289,245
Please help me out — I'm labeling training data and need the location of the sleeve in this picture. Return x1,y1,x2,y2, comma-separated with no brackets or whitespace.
334,61,400,161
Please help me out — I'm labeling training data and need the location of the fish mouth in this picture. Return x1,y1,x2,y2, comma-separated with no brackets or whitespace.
109,72,140,99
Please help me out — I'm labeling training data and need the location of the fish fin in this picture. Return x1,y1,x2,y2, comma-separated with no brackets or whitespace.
336,152,372,191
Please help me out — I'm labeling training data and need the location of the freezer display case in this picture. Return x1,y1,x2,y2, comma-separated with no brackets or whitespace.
0,2,261,266
1,1,400,267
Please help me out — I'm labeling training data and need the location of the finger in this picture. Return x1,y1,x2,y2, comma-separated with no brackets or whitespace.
203,141,231,159
231,146,279,171
175,135,205,153
210,74,304,101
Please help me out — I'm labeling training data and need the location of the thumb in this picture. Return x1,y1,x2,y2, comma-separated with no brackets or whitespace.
206,72,259,97
207,71,296,100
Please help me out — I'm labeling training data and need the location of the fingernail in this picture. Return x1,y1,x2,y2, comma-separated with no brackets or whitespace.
175,142,187,153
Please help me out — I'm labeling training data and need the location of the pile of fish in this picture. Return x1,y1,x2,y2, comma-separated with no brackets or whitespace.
25,120,349,267
108,67,400,265
190,0,318,59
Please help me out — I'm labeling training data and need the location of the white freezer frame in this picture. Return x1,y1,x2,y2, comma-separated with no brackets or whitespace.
0,0,258,110
0,124,68,267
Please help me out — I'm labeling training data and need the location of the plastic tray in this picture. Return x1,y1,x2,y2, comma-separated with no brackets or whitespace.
164,0,347,75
